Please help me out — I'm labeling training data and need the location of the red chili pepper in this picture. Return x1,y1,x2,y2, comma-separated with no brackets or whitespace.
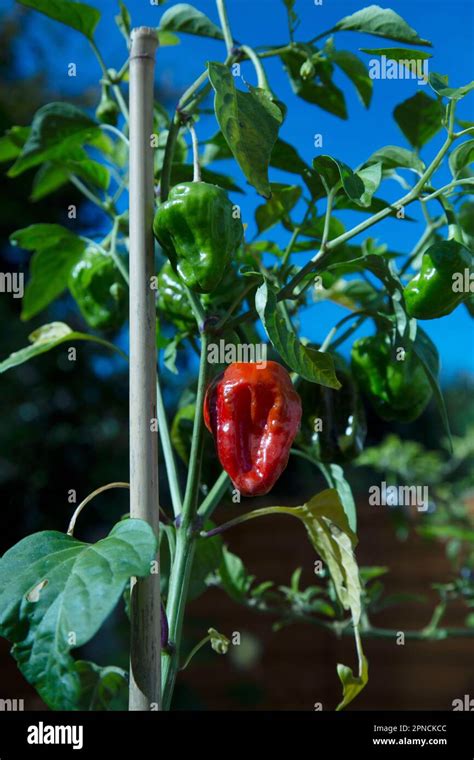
204,361,302,497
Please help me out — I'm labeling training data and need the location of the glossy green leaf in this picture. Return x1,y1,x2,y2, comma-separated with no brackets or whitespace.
355,162,382,207
218,547,254,602
18,0,100,39
332,5,431,46
393,92,443,149
412,327,452,451
208,62,283,198
8,103,99,177
313,155,365,200
255,183,302,233
159,3,223,39
0,322,126,374
360,46,432,61
449,140,474,178
363,145,425,174
30,163,69,201
428,72,474,100
256,282,341,388
0,519,157,710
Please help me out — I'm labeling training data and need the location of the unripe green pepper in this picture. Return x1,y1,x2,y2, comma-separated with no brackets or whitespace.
153,181,243,293
404,240,473,320
351,332,434,422
156,261,246,328
95,86,120,126
297,365,367,463
69,247,127,330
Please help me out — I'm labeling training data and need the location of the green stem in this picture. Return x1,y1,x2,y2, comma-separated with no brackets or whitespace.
216,0,234,55
421,178,474,202
100,123,130,147
70,175,112,215
197,470,230,521
156,376,183,518
180,634,211,671
161,332,211,708
188,123,201,182
240,44,270,89
160,117,180,203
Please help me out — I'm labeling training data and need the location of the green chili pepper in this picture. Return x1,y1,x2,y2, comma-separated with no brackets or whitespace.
404,240,473,320
153,181,243,293
351,332,434,422
69,247,127,330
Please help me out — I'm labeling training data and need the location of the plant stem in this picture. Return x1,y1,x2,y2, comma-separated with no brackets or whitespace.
161,332,211,708
156,375,183,517
70,175,112,215
67,482,130,536
240,44,270,89
216,0,234,55
180,634,211,671
160,117,180,202
197,470,230,521
188,123,201,182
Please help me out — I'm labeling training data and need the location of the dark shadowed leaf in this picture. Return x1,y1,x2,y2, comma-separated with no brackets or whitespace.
393,92,443,149
331,50,372,107
255,183,302,233
281,49,347,119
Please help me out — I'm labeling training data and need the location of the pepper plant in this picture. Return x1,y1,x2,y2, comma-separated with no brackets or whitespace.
0,0,473,712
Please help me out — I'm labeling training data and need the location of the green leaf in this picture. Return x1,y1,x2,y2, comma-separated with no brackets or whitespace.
218,547,254,602
11,224,85,320
360,46,432,61
75,661,128,711
449,140,474,178
363,145,425,174
8,103,99,177
255,183,302,233
336,654,368,711
0,322,126,374
68,158,110,190
159,3,224,40
30,163,69,201
0,126,30,162
255,282,341,388
332,5,431,46
393,92,443,149
188,527,223,601
411,327,452,451
428,72,474,100
0,519,157,710
157,30,180,46
355,162,382,207
331,50,372,107
313,155,365,199
270,138,308,175
281,49,347,119
319,463,357,533
417,524,474,542
115,0,131,42
170,403,195,464
208,62,283,198
17,0,100,39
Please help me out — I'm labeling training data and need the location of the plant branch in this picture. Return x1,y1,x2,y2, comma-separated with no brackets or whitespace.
197,470,230,521
67,482,130,536
216,0,234,55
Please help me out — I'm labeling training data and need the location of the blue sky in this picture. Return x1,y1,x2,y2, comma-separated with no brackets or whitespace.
2,0,473,379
